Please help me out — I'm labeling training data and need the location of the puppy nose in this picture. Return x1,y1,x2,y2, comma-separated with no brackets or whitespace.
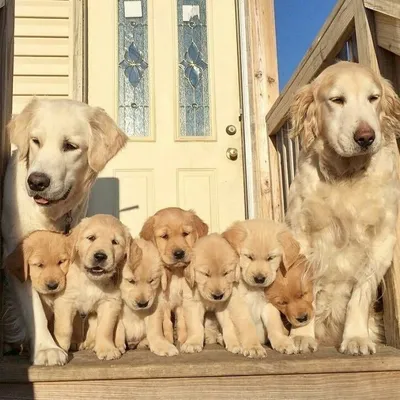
137,300,149,308
173,249,185,260
254,275,266,284
353,122,375,148
296,313,309,323
212,292,224,301
27,172,51,192
94,252,107,262
46,281,59,291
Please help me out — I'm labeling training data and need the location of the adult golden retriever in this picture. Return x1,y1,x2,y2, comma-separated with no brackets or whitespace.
2,98,128,365
286,61,400,355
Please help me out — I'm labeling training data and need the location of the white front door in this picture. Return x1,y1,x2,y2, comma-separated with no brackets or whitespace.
87,0,246,236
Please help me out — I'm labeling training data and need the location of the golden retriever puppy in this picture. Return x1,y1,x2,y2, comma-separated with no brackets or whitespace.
223,219,301,354
52,214,130,360
5,230,72,314
116,238,179,356
265,254,314,331
287,61,400,355
140,207,208,344
181,233,267,358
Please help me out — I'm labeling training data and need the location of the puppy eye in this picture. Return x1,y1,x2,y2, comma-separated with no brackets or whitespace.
246,254,254,261
267,255,276,262
63,141,78,152
128,279,136,284
201,271,210,277
160,233,169,240
368,94,380,103
58,259,66,265
31,137,40,146
112,239,119,245
182,232,190,237
37,263,44,269
149,279,154,284
278,300,288,306
223,271,230,277
330,96,345,105
87,235,96,242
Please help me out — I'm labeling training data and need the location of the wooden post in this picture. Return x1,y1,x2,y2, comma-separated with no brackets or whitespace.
0,0,15,358
244,0,283,221
355,0,400,348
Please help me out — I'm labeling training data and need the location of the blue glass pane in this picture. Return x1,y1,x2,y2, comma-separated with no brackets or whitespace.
178,0,210,137
118,0,149,137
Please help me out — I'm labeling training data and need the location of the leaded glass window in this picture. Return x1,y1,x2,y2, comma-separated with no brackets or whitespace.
118,0,150,138
178,0,210,137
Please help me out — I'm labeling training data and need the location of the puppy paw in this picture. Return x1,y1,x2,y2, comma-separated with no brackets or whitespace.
151,342,179,357
137,338,150,350
94,345,122,361
79,339,95,351
225,345,242,355
292,336,318,353
340,337,376,356
34,348,68,366
271,336,296,355
241,344,267,359
180,340,203,354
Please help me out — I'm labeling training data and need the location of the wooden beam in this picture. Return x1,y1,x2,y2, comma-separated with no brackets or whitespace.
3,372,400,400
0,0,14,358
374,12,400,57
70,0,87,102
244,0,282,220
265,0,355,136
364,0,400,20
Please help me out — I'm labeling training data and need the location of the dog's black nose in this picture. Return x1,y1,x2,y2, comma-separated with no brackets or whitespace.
46,281,59,291
254,275,266,284
296,313,309,323
94,252,107,262
354,122,375,148
27,172,51,192
137,300,149,308
173,249,185,260
212,292,224,301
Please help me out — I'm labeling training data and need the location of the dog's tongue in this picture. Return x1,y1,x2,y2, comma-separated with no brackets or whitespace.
34,196,49,205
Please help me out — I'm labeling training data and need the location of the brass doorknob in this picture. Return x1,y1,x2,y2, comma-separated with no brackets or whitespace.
226,125,237,135
226,148,238,161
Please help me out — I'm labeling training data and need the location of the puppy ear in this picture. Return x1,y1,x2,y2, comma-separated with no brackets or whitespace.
140,216,155,241
184,259,196,289
161,268,168,292
88,107,128,173
68,221,84,263
189,211,208,238
289,83,318,150
222,222,246,254
8,98,38,161
278,230,300,272
129,239,143,262
4,241,31,282
380,77,400,138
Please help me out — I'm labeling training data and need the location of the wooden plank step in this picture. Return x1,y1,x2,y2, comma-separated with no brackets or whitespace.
1,345,400,384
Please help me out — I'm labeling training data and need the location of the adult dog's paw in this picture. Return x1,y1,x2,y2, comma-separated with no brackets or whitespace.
151,341,179,357
94,345,122,361
180,340,203,354
34,348,68,366
271,336,297,355
137,338,150,350
292,336,318,353
242,344,267,359
340,337,376,356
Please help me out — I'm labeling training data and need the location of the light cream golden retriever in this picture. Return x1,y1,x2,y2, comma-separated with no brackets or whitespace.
223,219,301,354
52,214,130,361
2,98,128,365
286,61,400,355
115,238,179,356
181,233,267,358
140,207,208,344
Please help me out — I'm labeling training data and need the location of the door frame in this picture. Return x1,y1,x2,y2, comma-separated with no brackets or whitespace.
71,0,280,220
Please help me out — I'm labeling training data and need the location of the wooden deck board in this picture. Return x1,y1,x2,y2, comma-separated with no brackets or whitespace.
1,345,400,383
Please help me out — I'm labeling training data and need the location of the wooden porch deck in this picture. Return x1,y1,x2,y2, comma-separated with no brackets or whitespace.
1,345,400,399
